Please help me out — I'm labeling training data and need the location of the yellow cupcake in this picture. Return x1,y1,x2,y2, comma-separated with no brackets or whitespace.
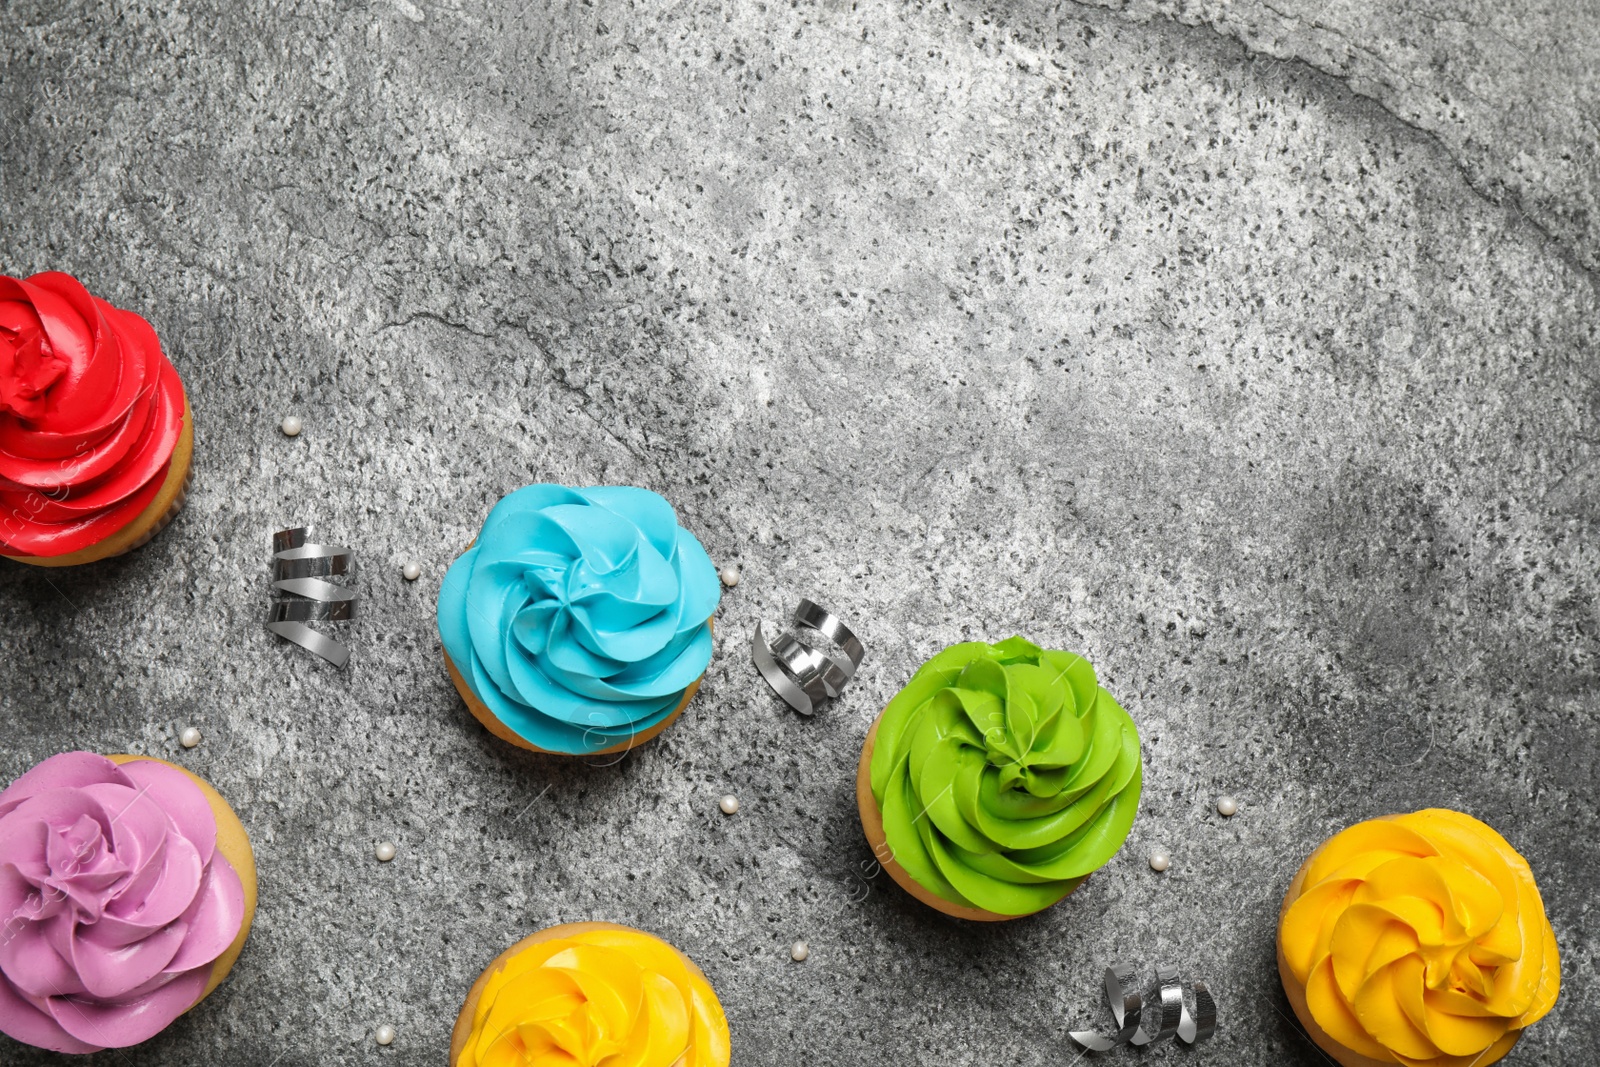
1277,809,1560,1067
451,923,730,1067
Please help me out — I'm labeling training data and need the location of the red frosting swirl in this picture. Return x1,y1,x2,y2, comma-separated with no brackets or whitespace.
0,272,186,558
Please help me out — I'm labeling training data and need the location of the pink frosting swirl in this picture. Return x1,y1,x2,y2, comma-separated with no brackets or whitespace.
0,752,246,1054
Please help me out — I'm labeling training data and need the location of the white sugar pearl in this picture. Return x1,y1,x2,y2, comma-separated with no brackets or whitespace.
1149,850,1172,873
374,1024,396,1046
375,841,397,863
719,565,741,587
401,561,422,582
179,727,202,749
280,415,303,437
790,940,809,962
1216,795,1239,817
718,795,740,815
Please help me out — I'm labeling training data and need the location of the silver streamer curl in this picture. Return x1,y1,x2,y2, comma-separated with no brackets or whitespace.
751,599,865,715
267,527,357,667
1069,962,1216,1051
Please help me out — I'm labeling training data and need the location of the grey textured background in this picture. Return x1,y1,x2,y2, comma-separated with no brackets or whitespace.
2,0,1597,1064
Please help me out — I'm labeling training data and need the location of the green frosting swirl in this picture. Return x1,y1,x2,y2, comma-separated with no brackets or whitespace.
869,636,1143,915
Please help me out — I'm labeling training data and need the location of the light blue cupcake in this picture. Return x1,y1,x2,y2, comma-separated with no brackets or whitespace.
439,485,721,754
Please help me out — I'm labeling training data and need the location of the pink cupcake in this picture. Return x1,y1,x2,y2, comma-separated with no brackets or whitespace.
0,752,256,1054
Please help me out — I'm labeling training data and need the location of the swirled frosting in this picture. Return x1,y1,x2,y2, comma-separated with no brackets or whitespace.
458,925,730,1067
0,272,187,558
1280,809,1561,1067
0,752,246,1054
869,636,1142,915
438,485,720,754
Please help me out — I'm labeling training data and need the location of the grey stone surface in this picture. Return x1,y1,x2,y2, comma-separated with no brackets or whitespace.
1077,0,1600,277
1,0,1597,1064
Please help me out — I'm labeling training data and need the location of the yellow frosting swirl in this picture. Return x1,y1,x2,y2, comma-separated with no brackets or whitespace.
458,926,730,1067
1280,809,1560,1067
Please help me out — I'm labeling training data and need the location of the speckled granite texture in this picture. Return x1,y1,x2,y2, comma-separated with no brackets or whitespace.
2,0,1597,1064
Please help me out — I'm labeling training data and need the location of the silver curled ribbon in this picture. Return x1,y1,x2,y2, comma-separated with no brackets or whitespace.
751,599,865,716
267,527,357,668
1069,962,1217,1051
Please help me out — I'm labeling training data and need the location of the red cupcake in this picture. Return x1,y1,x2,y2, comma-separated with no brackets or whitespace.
0,271,192,566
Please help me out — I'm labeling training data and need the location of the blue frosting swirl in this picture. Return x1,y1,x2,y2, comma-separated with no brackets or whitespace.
438,485,721,753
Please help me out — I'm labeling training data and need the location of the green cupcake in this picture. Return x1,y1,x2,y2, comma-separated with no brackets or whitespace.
856,636,1143,919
